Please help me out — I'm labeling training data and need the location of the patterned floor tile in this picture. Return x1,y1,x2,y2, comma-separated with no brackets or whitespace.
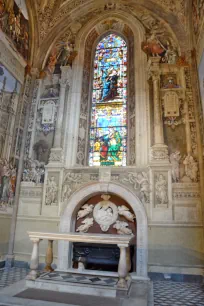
0,267,204,306
153,280,204,306
0,267,29,289
40,271,118,287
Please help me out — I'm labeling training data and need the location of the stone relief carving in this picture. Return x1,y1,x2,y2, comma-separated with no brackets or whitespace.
155,174,168,205
62,172,82,202
113,221,133,235
183,154,198,182
76,217,94,233
75,194,135,234
93,195,118,232
170,151,181,182
150,145,169,161
173,191,200,200
118,205,135,222
77,204,94,220
49,149,64,163
45,176,58,205
122,172,150,204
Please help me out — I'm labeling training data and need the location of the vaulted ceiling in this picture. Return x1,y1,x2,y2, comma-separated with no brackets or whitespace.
23,0,200,68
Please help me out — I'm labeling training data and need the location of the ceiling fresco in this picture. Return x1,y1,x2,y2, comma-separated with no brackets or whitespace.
2,0,203,66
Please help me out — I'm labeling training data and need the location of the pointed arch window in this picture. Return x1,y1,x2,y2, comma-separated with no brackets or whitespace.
89,34,127,166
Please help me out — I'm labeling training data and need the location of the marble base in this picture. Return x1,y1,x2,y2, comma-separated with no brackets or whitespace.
26,278,130,298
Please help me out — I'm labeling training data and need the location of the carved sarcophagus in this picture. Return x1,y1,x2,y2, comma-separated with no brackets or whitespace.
73,243,135,271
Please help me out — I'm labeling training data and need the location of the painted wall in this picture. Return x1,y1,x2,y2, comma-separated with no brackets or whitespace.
199,51,204,116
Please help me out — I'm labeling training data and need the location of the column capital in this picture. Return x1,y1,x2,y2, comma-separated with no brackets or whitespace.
150,70,161,81
30,238,41,243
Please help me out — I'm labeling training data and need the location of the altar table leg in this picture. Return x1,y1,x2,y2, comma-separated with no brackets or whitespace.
44,240,54,272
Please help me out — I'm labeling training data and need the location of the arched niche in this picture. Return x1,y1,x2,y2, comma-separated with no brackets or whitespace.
63,12,149,168
59,182,148,279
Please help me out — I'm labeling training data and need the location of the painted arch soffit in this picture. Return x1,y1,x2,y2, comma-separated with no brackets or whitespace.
27,0,188,66
35,6,186,69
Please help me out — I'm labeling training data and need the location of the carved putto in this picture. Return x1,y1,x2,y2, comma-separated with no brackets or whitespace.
113,221,133,235
93,195,118,232
77,204,94,220
122,172,150,204
118,205,135,222
62,172,82,202
76,217,94,233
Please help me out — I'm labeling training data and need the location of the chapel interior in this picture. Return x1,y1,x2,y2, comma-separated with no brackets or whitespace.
0,0,204,305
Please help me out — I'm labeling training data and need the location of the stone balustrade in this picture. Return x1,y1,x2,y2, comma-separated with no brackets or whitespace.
27,231,134,288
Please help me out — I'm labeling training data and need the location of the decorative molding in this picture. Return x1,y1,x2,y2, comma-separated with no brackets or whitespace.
49,147,64,163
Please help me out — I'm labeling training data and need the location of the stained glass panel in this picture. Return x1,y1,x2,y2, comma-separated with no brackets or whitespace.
89,34,127,167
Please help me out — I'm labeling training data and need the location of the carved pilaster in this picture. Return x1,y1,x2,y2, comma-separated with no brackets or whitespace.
148,58,169,164
53,66,72,149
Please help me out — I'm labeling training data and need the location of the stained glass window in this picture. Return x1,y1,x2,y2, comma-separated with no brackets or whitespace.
89,34,127,166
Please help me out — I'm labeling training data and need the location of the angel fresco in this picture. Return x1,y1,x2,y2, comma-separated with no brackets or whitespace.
141,19,178,63
57,41,77,66
41,41,77,78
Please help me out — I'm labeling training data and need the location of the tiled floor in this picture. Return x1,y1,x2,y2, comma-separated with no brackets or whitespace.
0,267,204,306
0,267,28,289
40,271,117,287
153,280,204,306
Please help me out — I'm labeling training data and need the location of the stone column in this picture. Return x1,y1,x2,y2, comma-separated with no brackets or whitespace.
149,58,169,163
49,66,72,164
44,240,54,272
6,68,39,267
27,238,41,280
117,244,128,288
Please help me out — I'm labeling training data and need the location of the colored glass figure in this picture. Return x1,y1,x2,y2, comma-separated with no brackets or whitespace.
89,34,127,166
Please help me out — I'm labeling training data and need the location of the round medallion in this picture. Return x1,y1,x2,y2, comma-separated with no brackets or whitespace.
93,198,118,232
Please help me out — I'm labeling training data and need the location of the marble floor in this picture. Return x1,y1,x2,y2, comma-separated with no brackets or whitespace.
0,267,204,305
